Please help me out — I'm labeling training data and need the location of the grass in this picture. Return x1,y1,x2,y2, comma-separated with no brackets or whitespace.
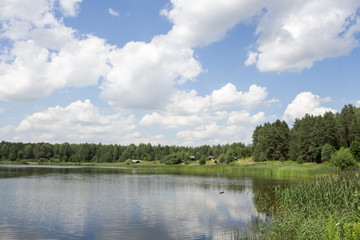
237,170,360,240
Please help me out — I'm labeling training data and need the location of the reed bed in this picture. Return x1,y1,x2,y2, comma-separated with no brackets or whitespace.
236,170,360,240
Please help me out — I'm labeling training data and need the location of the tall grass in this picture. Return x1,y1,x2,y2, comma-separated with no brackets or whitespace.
237,170,360,240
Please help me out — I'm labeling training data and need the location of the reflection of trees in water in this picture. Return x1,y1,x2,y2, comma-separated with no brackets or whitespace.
0,165,160,179
251,178,291,216
252,185,276,216
0,166,50,179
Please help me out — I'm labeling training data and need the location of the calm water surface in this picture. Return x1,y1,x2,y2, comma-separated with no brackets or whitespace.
0,165,289,240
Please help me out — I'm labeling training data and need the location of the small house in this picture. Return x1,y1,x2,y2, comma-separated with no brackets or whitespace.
132,159,141,163
189,156,196,161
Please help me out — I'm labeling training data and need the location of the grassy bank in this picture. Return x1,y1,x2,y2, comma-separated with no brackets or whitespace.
0,158,339,179
239,170,360,240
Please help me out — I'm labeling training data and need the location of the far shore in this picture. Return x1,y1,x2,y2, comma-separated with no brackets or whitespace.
0,158,344,179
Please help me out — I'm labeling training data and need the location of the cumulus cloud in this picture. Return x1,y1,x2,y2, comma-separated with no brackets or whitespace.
140,83,270,145
0,35,110,102
100,38,202,109
227,111,265,125
176,122,251,146
15,99,136,143
108,8,120,17
98,0,264,110
58,0,83,17
166,90,209,115
162,0,263,47
140,83,269,128
2,0,358,108
283,92,337,124
175,110,266,146
246,0,360,72
0,0,110,102
210,83,268,110
0,0,55,25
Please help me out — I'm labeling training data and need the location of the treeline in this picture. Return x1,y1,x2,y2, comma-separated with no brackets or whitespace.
253,104,360,163
0,141,251,164
1,104,360,165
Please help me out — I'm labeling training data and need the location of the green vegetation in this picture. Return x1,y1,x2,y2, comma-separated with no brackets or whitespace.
253,104,360,165
1,104,360,239
0,140,251,165
1,104,360,171
331,147,357,170
239,170,360,240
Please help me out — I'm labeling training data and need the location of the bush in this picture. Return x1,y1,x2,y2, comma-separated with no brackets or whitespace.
164,153,183,165
18,159,28,165
258,152,268,162
218,153,226,163
331,148,357,170
50,158,61,163
124,159,133,165
199,156,206,165
296,156,305,164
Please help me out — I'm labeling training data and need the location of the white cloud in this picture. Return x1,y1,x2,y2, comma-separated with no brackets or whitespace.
99,0,264,110
246,0,360,72
140,83,270,145
0,40,55,101
140,112,206,128
0,0,55,26
0,1,111,102
100,38,202,109
0,34,110,102
166,90,209,115
1,0,359,108
227,111,265,125
108,8,120,17
140,83,269,128
210,83,268,110
162,0,263,47
0,125,14,134
58,0,83,17
48,35,110,87
356,101,360,107
176,122,253,146
283,92,337,124
15,99,136,143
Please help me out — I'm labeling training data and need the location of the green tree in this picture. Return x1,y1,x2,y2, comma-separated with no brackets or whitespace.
164,152,183,165
321,143,334,162
350,140,360,161
218,153,226,163
199,156,206,165
331,148,357,170
337,104,360,147
252,120,290,162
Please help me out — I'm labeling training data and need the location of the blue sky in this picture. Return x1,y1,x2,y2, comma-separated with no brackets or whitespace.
0,0,359,146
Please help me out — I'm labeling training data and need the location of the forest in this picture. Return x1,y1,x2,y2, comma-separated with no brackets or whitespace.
252,104,360,164
1,104,360,165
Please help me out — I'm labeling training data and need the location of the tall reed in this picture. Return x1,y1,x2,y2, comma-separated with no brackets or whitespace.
236,170,360,240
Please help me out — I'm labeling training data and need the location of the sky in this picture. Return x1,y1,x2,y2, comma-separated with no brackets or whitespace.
0,0,359,146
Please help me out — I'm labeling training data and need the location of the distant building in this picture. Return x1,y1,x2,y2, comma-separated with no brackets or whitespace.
207,156,215,161
189,156,196,161
132,160,141,163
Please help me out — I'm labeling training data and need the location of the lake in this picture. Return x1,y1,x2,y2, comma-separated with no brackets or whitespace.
0,165,289,240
